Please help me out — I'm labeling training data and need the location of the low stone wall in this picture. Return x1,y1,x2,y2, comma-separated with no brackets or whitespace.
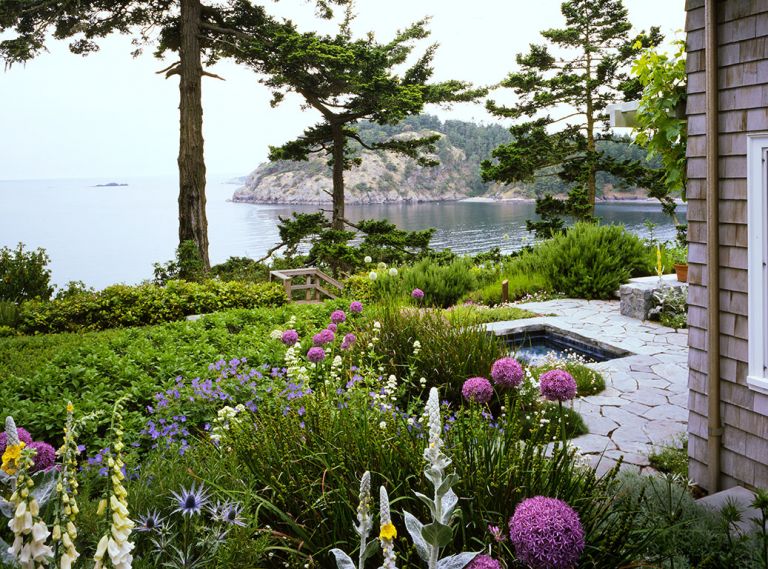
619,274,686,320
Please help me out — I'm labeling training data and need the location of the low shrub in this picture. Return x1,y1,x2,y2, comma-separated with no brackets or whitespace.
650,284,688,330
373,257,478,308
209,256,270,283
529,351,606,397
443,303,536,325
463,271,550,305
526,223,648,300
372,303,507,402
16,279,287,333
0,242,54,302
648,436,688,478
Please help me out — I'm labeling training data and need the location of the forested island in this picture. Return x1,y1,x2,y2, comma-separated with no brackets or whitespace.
233,115,655,205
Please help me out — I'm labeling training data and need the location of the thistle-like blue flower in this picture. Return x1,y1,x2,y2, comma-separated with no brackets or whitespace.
134,510,164,532
219,502,246,527
171,483,210,517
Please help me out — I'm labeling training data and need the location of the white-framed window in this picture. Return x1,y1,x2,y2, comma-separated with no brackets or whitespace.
747,134,768,394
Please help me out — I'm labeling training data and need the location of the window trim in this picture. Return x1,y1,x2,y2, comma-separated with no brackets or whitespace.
747,134,768,394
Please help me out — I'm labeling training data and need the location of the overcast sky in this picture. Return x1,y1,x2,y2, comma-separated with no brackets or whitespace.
0,0,685,181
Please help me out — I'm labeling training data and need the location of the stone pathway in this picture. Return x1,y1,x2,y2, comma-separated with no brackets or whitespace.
486,298,689,474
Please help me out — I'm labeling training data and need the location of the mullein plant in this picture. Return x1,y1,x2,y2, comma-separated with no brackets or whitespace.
93,399,134,569
330,471,380,569
404,388,478,569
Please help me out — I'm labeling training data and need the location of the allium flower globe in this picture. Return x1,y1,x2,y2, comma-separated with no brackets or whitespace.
509,496,585,569
461,377,494,404
539,369,578,401
330,310,346,324
313,329,335,346
0,427,33,454
281,329,299,346
341,333,356,350
364,255,373,264
349,301,363,314
491,357,524,388
28,441,56,472
369,271,378,281
388,267,398,277
467,555,502,569
327,323,338,332
411,288,425,300
307,347,326,363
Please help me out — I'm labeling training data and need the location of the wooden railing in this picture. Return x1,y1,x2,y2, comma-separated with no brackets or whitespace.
269,267,344,302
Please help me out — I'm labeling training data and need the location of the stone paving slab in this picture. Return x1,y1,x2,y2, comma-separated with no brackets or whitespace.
489,298,689,473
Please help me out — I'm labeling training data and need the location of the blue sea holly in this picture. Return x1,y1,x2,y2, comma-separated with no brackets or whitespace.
135,510,164,533
171,484,210,517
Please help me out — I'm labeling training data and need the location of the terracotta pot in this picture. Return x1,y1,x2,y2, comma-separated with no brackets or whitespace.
674,263,688,283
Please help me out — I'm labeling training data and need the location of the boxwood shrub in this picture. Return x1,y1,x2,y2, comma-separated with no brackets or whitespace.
17,279,287,333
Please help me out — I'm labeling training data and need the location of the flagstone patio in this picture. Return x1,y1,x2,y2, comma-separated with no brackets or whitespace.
487,298,689,474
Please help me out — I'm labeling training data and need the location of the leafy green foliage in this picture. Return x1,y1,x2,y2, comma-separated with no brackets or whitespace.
648,437,688,478
525,223,647,299
632,39,687,224
531,360,606,397
443,304,536,326
481,0,663,234
0,303,334,446
650,284,688,330
16,280,287,334
0,242,54,303
152,240,206,284
463,272,550,305
372,303,507,403
371,258,478,308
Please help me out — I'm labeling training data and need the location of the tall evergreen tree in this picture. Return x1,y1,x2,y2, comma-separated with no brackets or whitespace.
480,0,661,235
237,8,484,230
0,0,346,269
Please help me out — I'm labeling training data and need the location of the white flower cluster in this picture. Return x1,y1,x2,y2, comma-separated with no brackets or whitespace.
328,355,344,385
210,404,246,444
412,340,421,357
269,329,283,340
93,406,134,569
7,452,53,569
284,345,311,385
53,404,81,569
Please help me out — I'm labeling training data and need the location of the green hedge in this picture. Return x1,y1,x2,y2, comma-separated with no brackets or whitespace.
17,279,287,334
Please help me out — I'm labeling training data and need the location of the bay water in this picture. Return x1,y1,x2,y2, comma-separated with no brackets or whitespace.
0,175,684,289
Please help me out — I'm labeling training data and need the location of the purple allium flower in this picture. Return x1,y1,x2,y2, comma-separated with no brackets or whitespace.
330,310,346,324
491,357,524,388
488,523,507,542
281,329,299,346
28,441,56,472
411,288,425,299
0,427,33,454
171,483,210,517
467,555,502,569
461,377,494,404
508,496,585,569
327,323,338,333
341,333,356,350
313,329,335,346
539,369,577,401
349,301,363,314
307,347,326,363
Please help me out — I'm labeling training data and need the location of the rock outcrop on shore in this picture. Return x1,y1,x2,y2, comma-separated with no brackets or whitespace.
233,131,491,205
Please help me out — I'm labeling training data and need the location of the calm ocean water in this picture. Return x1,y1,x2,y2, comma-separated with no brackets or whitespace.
0,175,685,289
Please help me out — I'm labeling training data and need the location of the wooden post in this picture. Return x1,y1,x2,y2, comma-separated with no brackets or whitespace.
306,275,312,302
501,279,509,304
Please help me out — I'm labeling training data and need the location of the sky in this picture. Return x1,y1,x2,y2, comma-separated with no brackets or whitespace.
0,0,685,181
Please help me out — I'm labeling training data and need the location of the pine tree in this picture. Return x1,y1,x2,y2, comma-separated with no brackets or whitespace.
240,7,484,230
481,0,661,236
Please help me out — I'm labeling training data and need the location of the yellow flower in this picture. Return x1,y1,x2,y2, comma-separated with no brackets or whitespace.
379,522,397,540
66,402,74,413
1,442,26,475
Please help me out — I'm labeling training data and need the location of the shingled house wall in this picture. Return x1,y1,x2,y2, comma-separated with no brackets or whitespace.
686,0,768,490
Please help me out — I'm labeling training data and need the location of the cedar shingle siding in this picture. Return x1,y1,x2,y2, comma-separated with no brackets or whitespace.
686,0,768,489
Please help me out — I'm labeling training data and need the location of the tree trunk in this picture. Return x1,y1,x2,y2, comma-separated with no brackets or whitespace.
330,123,345,230
178,0,210,269
585,45,596,219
